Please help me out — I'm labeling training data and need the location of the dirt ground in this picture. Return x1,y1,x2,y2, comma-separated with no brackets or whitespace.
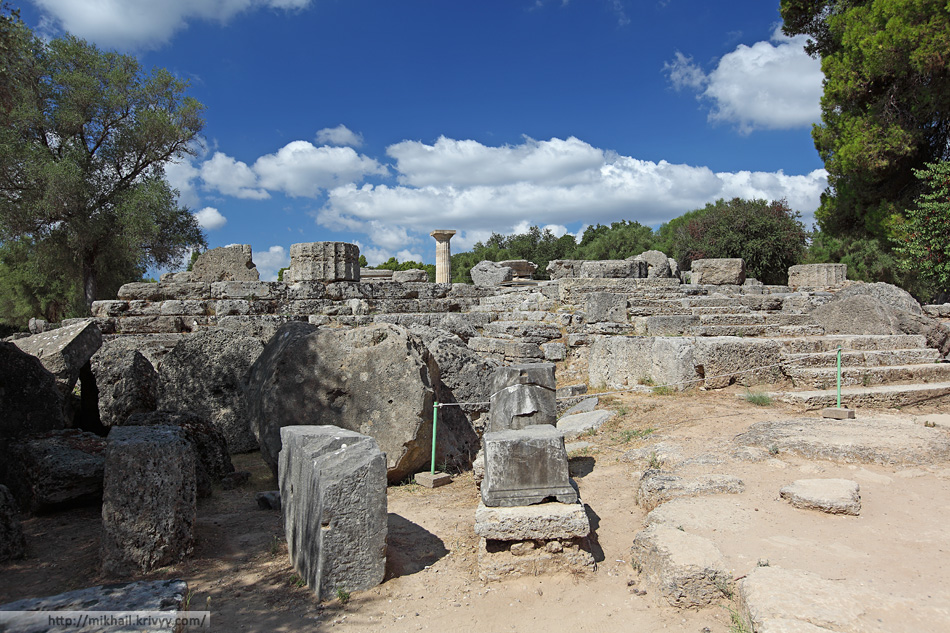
2,388,950,633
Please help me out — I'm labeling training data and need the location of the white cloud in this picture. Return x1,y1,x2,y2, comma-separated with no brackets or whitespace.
396,249,423,264
200,152,270,200
164,157,201,208
316,125,364,148
253,245,290,281
316,136,827,250
193,207,227,230
253,141,388,197
32,0,312,50
665,27,823,133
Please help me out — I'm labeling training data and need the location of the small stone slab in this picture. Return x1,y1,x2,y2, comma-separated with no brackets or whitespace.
636,469,744,510
821,407,855,419
563,396,598,416
779,479,861,515
415,471,452,488
556,410,614,440
474,501,590,540
630,524,733,608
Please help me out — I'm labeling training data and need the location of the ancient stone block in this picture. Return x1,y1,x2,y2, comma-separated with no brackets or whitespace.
556,410,614,440
0,484,26,562
278,426,387,600
471,260,513,287
13,320,102,397
630,250,672,278
487,363,556,433
210,280,281,300
481,425,577,507
100,426,196,576
474,501,590,540
585,292,627,323
541,341,567,361
477,536,595,582
117,282,164,301
636,469,744,510
545,259,583,279
630,524,733,608
779,478,861,515
90,340,158,428
392,268,429,282
579,259,644,278
693,337,784,388
287,242,359,283
0,341,65,442
189,244,260,282
498,260,538,279
589,336,698,391
360,268,393,282
787,263,846,289
690,258,746,285
116,316,185,334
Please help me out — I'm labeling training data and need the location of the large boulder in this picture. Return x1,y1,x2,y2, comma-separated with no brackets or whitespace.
0,342,65,443
12,320,102,397
248,322,440,482
125,411,234,498
5,429,107,513
157,328,265,453
189,244,259,282
834,281,922,315
89,339,158,428
631,250,672,278
0,484,26,562
690,258,746,285
471,260,513,287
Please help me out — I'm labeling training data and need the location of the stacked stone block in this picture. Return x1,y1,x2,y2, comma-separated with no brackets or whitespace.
287,242,360,283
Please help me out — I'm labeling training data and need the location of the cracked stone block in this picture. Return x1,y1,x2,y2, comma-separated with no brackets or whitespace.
481,425,577,507
779,479,861,515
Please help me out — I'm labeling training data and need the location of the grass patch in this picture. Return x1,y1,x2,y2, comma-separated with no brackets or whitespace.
725,606,752,633
651,386,675,396
289,573,306,588
617,427,655,443
647,451,663,469
744,390,773,407
336,588,351,604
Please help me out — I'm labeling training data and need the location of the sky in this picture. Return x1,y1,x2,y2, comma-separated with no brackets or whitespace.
17,0,828,280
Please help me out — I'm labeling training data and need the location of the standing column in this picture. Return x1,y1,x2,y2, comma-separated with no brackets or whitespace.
430,230,456,283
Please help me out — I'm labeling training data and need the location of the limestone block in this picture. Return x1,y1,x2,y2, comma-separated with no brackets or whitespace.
630,250,672,278
392,268,429,282
116,316,185,334
100,426,196,576
487,363,556,432
779,478,861,515
91,300,130,317
589,336,698,391
157,282,211,300
556,410,614,440
0,341,65,441
585,292,627,323
360,268,394,282
189,244,260,282
693,337,784,388
498,260,538,279
690,258,746,285
630,524,732,608
636,469,744,510
0,484,26,562
474,501,590,540
578,259,644,278
287,242,359,283
541,341,567,361
545,259,583,279
6,429,106,512
471,260,513,287
90,341,158,427
481,425,577,507
117,282,163,301
562,396,597,415
210,280,281,300
787,263,846,289
477,536,595,581
278,426,387,600
13,319,102,396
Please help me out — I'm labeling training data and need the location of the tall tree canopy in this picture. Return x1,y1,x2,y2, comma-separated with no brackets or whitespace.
0,13,206,319
895,161,950,297
781,0,950,239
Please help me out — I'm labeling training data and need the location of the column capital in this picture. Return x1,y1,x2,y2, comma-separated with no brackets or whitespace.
430,229,457,242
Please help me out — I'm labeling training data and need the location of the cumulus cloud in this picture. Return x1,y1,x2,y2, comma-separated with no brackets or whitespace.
193,207,227,230
316,135,827,251
253,141,388,197
665,27,823,133
253,245,290,281
164,157,201,208
316,125,365,148
200,152,270,200
32,0,312,50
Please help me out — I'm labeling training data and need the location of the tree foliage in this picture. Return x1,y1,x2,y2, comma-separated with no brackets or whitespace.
895,161,950,297
372,256,436,282
572,220,654,260
0,15,206,321
781,0,950,239
451,226,577,283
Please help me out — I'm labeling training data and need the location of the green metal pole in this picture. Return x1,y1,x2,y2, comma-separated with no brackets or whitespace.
836,347,842,409
431,401,438,475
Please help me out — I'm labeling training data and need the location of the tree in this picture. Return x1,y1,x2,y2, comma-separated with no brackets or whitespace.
573,220,655,260
895,161,950,298
450,226,578,282
372,256,436,282
0,16,206,317
781,0,950,239
673,198,808,285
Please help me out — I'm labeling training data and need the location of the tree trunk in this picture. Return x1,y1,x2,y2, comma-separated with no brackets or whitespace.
82,255,97,315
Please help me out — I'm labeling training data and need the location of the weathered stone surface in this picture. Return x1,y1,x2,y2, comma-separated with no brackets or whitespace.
0,342,65,442
835,281,921,315
415,471,452,488
125,411,234,498
116,282,163,301
0,580,188,633
545,259,583,279
481,425,577,507
217,315,305,342
644,495,759,532
477,536,595,581
621,442,684,468
89,340,158,428
248,322,439,482
189,244,259,282
779,478,861,515
563,396,598,416
12,320,102,396
100,425,196,576
787,263,847,289
636,469,744,510
256,490,281,510
287,242,359,283
157,329,264,453
360,268,393,282
579,259,644,278
693,337,784,388
541,341,567,361
0,484,25,562
6,430,106,513
392,268,429,283
474,501,590,540
630,524,732,608
471,260,513,287
556,410,614,440
278,426,387,600
821,407,855,419
631,250,673,278
487,363,557,433
735,417,950,465
585,292,627,323
589,336,697,391
690,258,746,285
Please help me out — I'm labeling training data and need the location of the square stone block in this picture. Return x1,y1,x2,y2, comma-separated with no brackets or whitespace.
415,471,452,488
821,407,856,420
481,425,577,507
487,363,556,432
474,501,590,540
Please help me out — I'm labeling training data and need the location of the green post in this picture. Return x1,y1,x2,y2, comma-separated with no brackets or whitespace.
836,347,842,409
431,401,438,475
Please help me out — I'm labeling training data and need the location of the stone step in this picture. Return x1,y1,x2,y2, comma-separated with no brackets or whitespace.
774,382,950,409
786,362,950,388
784,348,942,368
699,313,766,325
690,324,824,337
777,334,929,354
690,305,752,315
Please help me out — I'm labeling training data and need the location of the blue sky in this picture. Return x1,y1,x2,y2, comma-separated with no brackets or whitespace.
18,0,827,279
